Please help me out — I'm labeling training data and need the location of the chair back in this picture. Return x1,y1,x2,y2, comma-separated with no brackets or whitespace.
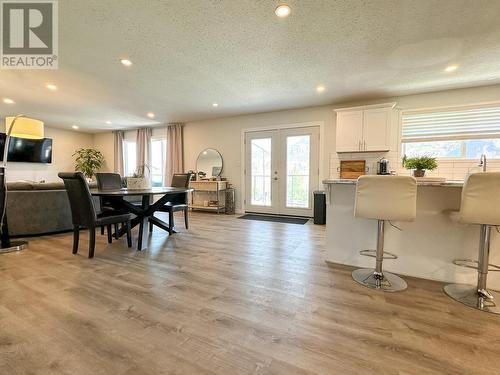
58,172,97,227
171,173,193,188
459,172,500,225
355,175,417,222
96,173,122,190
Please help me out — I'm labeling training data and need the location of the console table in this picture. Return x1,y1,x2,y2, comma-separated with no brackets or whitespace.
190,180,227,213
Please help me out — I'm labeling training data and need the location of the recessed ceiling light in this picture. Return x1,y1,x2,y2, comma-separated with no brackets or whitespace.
445,65,458,72
3,98,15,104
147,112,155,118
46,83,57,90
275,4,291,17
316,85,326,93
212,103,218,107
72,125,79,130
120,58,132,67
105,120,112,125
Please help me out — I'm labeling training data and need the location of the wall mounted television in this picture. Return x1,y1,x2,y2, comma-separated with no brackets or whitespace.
0,133,53,163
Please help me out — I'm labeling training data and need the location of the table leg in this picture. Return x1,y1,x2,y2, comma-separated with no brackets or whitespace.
136,195,151,251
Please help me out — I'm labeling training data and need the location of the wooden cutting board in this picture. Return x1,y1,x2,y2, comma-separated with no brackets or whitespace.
340,160,366,179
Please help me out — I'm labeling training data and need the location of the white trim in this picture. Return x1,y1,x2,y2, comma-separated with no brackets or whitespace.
334,102,396,113
240,121,324,214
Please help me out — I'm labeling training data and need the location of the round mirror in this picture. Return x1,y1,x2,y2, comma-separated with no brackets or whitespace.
196,148,223,178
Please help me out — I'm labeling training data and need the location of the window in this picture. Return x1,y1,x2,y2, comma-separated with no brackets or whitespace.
151,138,166,186
402,104,500,159
123,140,136,176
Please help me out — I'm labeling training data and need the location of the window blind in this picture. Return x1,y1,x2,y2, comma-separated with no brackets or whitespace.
402,105,500,142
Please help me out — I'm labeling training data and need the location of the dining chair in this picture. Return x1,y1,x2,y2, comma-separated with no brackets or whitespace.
96,172,126,238
59,172,133,258
152,173,193,233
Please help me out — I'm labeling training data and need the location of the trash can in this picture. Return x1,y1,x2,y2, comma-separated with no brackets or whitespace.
313,191,326,225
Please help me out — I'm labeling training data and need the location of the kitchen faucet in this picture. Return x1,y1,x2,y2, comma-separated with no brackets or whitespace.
478,154,487,172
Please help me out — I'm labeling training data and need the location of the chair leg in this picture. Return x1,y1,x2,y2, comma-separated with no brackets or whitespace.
168,211,174,234
72,226,79,254
114,223,119,239
149,221,153,233
107,225,112,243
184,209,189,229
101,225,105,235
126,220,132,248
88,227,96,258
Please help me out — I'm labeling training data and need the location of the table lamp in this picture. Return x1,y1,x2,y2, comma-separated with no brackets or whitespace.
0,115,44,253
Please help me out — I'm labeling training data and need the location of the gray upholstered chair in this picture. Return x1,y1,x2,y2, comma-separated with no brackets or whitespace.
152,173,193,233
59,172,133,258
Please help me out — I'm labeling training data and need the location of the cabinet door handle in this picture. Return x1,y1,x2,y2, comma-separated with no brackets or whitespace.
364,141,366,150
358,140,361,150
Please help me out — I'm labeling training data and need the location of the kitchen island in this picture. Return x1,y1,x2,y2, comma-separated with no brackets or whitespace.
323,178,500,289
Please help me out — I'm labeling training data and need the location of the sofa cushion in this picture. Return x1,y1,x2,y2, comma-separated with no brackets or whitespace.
7,181,34,190
32,182,65,190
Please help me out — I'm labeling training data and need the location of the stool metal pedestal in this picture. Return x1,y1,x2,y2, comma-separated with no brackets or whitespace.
444,225,500,314
352,220,407,292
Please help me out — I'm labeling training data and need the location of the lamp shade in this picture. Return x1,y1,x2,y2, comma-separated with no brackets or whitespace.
5,116,44,139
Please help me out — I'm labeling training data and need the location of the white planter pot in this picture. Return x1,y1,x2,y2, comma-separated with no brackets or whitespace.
126,177,151,190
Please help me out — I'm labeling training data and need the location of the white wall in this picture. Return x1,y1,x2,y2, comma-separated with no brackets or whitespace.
91,84,500,211
6,126,93,182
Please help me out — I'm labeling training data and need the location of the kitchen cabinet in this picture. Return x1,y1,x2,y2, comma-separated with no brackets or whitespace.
335,104,395,153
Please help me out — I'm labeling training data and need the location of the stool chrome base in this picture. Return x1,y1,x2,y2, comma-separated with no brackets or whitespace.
352,268,408,292
443,284,500,315
0,240,27,254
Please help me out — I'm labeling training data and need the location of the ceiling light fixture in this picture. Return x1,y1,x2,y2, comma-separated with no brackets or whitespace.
316,85,326,93
147,112,155,118
3,98,15,104
105,120,112,125
46,83,57,91
445,65,458,72
275,4,291,17
72,125,79,130
212,103,218,107
120,58,133,67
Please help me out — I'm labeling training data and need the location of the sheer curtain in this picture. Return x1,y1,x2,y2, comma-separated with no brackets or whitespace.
136,128,152,177
164,123,184,186
113,130,125,175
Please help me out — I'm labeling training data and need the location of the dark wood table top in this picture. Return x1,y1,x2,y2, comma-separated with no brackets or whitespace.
90,187,192,196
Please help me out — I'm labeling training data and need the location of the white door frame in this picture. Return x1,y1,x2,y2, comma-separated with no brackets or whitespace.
240,121,325,214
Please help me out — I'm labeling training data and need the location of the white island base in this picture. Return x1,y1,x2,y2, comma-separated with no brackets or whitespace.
324,180,500,290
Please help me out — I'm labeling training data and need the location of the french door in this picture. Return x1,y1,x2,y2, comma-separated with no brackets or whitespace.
245,126,320,217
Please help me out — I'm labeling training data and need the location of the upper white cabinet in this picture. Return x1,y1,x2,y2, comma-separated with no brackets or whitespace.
335,103,395,153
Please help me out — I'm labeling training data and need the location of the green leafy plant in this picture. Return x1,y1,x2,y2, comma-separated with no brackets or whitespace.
402,155,438,171
73,148,104,179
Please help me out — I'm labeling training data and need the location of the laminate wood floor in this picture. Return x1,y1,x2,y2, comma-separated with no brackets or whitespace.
1,212,499,375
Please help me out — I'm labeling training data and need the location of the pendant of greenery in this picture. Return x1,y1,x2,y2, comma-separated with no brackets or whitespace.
73,148,105,179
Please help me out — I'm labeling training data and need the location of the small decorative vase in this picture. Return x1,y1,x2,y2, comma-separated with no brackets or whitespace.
126,177,151,190
413,169,426,178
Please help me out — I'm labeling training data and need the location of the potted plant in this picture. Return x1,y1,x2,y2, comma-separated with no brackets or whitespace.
402,155,438,177
73,148,105,181
126,164,151,189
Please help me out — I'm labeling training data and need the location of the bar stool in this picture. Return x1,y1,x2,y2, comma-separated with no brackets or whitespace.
352,175,417,292
444,172,500,314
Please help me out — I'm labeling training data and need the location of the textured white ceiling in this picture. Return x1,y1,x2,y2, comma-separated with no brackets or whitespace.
1,0,500,132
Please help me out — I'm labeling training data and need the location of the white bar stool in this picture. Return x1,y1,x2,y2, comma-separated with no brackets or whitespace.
444,172,500,314
352,175,417,292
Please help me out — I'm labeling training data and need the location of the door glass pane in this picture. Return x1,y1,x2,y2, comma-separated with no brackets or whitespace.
123,141,136,176
286,135,310,208
151,139,166,186
251,138,272,206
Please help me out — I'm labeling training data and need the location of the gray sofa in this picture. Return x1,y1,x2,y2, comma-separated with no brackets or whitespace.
6,181,98,237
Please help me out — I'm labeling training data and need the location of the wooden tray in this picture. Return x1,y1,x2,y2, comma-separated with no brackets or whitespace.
340,160,366,179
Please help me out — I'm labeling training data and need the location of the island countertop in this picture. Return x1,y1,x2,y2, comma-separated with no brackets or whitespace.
323,178,464,187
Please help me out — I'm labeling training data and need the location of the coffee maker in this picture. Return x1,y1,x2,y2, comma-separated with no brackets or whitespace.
377,158,390,175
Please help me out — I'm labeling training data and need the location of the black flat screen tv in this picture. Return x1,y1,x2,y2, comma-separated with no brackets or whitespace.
0,133,53,163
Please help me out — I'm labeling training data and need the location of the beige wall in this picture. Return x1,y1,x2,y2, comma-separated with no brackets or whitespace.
6,126,93,182
90,84,500,211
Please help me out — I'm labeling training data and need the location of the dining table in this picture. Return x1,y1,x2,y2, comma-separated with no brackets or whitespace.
90,186,192,251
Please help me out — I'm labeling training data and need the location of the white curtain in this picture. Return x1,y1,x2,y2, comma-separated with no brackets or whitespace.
113,130,124,175
136,128,152,178
164,123,184,186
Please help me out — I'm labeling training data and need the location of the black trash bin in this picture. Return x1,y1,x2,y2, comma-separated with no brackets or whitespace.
313,191,326,225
